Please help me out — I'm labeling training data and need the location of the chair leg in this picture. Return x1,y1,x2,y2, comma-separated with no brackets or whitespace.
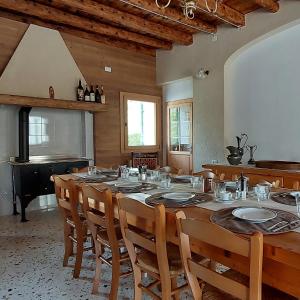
73,237,84,278
171,277,180,300
161,287,172,299
63,223,73,267
92,248,102,294
109,255,120,300
133,266,142,300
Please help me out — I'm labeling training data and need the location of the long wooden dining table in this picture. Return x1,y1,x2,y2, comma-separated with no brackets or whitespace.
58,173,300,298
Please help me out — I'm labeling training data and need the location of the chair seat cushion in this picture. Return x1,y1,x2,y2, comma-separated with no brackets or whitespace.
202,269,297,300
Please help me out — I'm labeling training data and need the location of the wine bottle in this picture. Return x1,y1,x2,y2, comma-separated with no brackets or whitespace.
95,85,101,103
84,84,90,101
77,79,84,101
100,86,106,104
89,85,95,102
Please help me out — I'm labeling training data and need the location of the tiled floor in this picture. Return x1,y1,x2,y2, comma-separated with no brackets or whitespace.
0,208,192,300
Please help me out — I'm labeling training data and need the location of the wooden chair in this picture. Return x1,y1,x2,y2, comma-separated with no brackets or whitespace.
193,170,216,179
259,180,281,188
160,166,183,175
193,170,217,192
53,176,92,278
117,196,189,300
176,211,296,300
132,152,159,170
81,185,131,299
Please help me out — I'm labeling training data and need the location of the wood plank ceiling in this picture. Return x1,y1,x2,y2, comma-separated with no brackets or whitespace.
0,0,280,56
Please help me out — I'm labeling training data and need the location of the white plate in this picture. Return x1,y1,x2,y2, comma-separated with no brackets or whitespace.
76,173,106,180
232,207,277,223
100,169,117,174
115,182,142,188
175,175,193,180
290,191,300,198
215,199,236,204
162,192,195,202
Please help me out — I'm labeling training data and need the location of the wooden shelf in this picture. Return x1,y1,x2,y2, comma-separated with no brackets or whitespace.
0,94,107,112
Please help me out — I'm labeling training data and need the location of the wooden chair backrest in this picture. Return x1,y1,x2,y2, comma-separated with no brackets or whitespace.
117,196,170,278
176,211,263,300
53,176,82,229
193,170,216,179
81,184,118,244
258,180,280,188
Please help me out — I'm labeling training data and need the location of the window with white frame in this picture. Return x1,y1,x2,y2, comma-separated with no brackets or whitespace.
120,92,161,153
29,116,49,146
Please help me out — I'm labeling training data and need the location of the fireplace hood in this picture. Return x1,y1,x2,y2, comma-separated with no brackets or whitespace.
0,24,92,162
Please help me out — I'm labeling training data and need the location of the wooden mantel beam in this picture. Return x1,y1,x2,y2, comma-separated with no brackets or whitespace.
254,0,279,13
195,0,245,27
118,0,217,33
36,0,193,45
0,0,172,50
0,11,157,56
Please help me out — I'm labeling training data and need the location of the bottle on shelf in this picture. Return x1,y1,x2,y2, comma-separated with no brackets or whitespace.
77,79,84,101
95,85,101,103
89,85,95,102
100,86,106,104
84,84,90,102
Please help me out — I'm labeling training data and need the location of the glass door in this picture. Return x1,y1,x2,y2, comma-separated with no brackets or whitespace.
167,100,193,174
169,102,192,153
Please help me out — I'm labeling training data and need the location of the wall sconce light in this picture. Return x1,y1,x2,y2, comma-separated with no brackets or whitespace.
195,68,210,79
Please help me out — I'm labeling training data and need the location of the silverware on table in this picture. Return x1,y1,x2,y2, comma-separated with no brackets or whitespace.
272,220,300,233
267,221,288,231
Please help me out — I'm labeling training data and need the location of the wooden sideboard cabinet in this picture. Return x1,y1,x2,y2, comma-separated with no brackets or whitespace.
202,164,300,189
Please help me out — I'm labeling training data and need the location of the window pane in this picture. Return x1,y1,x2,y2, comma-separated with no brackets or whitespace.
29,136,42,145
127,100,156,146
29,116,42,123
169,107,180,151
29,115,49,146
29,124,41,135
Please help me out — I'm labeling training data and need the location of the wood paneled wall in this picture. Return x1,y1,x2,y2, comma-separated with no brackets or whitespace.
0,18,27,75
0,17,161,167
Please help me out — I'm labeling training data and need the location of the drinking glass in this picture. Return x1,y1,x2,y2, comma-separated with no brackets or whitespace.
120,165,129,179
160,174,171,189
88,166,97,175
213,180,226,199
149,170,160,182
295,195,300,217
190,176,203,191
256,184,270,204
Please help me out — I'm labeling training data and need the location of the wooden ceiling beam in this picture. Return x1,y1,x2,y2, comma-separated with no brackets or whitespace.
254,0,279,13
0,11,157,56
195,0,245,27
118,0,217,33
36,0,193,45
0,0,172,50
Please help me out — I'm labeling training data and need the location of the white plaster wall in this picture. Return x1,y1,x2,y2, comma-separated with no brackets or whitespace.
225,22,300,163
162,76,193,102
157,1,300,170
0,24,93,216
